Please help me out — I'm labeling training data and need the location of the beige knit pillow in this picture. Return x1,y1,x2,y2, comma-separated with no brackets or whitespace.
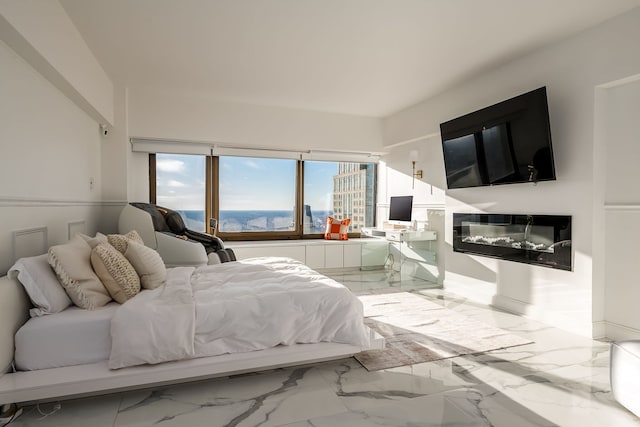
124,240,167,290
91,243,141,304
48,235,112,309
108,230,144,253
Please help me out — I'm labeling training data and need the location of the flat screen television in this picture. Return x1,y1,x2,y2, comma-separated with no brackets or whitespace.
388,196,413,222
440,87,556,189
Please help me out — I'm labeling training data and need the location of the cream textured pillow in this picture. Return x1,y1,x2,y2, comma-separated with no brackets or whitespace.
91,243,141,304
108,230,144,253
48,235,112,309
124,240,167,290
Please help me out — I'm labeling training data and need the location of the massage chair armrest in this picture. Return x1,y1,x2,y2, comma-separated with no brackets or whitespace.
118,204,158,249
183,229,225,249
155,232,208,267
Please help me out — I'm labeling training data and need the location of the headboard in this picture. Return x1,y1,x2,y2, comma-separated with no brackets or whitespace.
0,276,30,375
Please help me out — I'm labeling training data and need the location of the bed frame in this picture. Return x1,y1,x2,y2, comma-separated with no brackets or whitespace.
0,275,384,405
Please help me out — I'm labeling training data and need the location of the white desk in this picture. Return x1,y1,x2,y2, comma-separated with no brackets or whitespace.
360,228,438,283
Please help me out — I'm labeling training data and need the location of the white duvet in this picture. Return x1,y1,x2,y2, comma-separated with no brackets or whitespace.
108,257,370,369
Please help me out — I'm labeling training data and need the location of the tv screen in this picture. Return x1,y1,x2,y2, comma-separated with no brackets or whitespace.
440,87,555,189
389,196,413,222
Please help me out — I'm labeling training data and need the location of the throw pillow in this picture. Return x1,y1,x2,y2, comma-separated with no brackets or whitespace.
107,230,144,253
124,240,167,290
79,232,108,249
91,243,141,304
48,235,112,309
324,217,351,240
8,254,72,317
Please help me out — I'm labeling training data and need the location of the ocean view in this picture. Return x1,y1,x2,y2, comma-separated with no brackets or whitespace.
175,209,333,233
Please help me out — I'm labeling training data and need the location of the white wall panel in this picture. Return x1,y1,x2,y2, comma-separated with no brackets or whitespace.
382,8,640,337
0,40,104,274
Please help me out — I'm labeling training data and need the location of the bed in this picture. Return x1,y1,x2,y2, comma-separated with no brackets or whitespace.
0,247,382,405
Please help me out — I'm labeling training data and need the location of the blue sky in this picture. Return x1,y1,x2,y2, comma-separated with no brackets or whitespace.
219,157,296,210
303,161,337,212
156,154,206,210
156,154,338,211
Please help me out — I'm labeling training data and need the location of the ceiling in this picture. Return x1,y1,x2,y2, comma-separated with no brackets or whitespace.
60,0,640,118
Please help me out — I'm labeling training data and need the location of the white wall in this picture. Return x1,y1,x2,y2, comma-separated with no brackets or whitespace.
376,138,447,283
126,88,385,201
128,88,383,152
600,78,640,339
0,39,104,275
98,86,131,234
0,0,114,126
382,8,640,337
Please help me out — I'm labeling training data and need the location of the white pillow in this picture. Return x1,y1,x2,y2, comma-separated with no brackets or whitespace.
124,240,167,290
48,235,112,310
79,232,108,249
8,254,72,317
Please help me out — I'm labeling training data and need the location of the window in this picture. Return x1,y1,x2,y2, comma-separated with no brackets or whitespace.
154,153,207,231
218,157,297,233
152,153,376,240
305,161,376,234
303,161,336,234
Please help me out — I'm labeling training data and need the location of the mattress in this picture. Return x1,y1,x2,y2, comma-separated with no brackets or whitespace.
14,303,119,371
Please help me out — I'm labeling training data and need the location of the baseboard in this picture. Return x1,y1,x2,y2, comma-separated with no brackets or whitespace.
491,294,593,338
429,278,640,341
604,321,640,341
491,294,532,316
442,277,496,305
592,321,607,340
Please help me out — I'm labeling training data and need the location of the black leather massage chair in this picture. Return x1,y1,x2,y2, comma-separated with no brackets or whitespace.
118,202,236,267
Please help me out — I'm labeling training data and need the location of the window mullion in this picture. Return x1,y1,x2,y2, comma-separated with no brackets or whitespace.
149,153,157,204
296,160,304,237
205,156,213,234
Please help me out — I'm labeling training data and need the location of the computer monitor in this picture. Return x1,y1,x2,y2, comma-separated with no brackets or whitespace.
388,196,413,226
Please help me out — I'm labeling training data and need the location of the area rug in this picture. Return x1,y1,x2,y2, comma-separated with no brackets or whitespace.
354,292,532,371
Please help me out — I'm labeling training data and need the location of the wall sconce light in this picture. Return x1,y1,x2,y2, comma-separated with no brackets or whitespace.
409,149,423,189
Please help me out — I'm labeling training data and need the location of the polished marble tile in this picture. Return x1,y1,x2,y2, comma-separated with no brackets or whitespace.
281,394,478,427
112,366,347,427
7,269,640,427
9,395,121,427
314,358,472,412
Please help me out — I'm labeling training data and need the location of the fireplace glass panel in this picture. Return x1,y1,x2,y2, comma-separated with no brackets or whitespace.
454,214,571,271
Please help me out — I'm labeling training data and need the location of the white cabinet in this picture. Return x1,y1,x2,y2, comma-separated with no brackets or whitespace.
343,244,361,268
231,245,306,263
325,245,344,268
305,245,325,269
229,240,362,269
306,243,356,269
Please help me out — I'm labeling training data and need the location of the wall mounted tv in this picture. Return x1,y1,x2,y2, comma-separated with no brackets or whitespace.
440,87,555,189
388,195,413,222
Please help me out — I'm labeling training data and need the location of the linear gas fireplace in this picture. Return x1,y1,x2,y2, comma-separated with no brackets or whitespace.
453,213,572,271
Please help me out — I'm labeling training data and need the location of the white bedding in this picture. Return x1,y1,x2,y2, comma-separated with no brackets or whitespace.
14,303,119,370
109,257,370,369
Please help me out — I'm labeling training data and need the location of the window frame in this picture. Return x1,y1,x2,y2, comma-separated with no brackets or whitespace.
150,154,376,241
213,156,302,241
149,153,211,233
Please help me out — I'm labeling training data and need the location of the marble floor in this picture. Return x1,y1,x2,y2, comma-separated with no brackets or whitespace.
7,269,640,427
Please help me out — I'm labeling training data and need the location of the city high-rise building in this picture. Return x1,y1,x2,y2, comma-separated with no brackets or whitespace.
332,163,376,231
